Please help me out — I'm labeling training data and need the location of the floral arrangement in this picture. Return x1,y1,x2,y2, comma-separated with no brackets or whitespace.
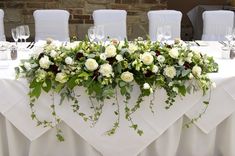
16,37,218,141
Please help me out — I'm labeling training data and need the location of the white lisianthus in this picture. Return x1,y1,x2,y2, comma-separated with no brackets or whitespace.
105,45,117,58
152,65,159,73
128,43,138,53
99,64,113,77
192,65,202,77
50,50,57,58
143,83,150,89
164,66,176,79
115,54,124,62
24,62,31,71
188,73,194,79
55,73,68,83
121,71,134,82
173,87,179,93
169,48,179,59
85,58,98,71
100,53,107,60
65,56,73,65
178,59,184,66
157,55,165,63
39,55,51,69
140,52,154,65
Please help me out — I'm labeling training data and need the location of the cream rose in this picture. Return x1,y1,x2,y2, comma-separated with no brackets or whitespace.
50,50,57,58
39,55,51,69
192,65,202,77
128,43,138,53
100,53,107,60
85,58,98,71
65,56,73,65
99,64,113,77
164,66,176,79
105,45,117,58
121,71,134,82
169,48,179,59
140,52,154,65
55,73,68,83
152,65,159,73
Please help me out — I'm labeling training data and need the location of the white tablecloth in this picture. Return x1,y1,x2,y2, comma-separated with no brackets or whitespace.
0,42,235,156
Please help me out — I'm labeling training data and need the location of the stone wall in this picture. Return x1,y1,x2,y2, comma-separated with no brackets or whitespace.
0,0,167,41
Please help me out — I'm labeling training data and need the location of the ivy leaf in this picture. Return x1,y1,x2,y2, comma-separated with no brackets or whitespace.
178,85,186,96
42,79,52,93
67,76,77,89
30,84,41,99
182,69,191,77
137,130,143,136
118,81,126,88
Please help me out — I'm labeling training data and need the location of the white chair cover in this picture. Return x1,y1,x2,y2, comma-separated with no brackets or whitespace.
33,10,70,42
202,10,234,41
92,9,127,40
0,9,5,41
148,10,182,41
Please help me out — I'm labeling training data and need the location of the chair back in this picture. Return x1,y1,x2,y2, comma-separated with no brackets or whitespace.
0,9,5,41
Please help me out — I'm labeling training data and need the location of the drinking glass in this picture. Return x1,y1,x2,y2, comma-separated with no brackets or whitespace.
22,25,30,42
225,27,233,48
156,27,164,42
11,28,19,46
88,26,96,42
96,25,105,43
16,26,24,42
163,25,172,42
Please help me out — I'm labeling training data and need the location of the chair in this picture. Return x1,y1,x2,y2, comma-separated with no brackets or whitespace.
92,9,127,40
148,10,182,41
0,9,5,41
202,10,234,41
33,10,70,42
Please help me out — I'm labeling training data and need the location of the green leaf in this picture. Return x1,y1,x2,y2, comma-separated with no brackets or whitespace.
137,130,143,136
120,87,127,95
42,79,52,93
30,84,41,98
54,84,64,93
118,81,126,88
182,69,191,77
178,85,186,96
67,76,77,89
203,101,209,105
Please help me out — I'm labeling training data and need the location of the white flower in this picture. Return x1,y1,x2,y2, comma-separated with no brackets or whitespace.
39,55,51,69
169,48,179,59
36,69,47,82
99,64,113,77
164,66,176,79
24,62,31,71
55,73,68,83
118,41,125,50
50,50,57,58
192,65,202,77
188,52,193,58
116,54,124,62
143,83,150,89
100,53,107,60
121,71,134,82
140,52,154,65
178,59,184,66
157,55,165,63
105,45,117,58
173,87,179,93
85,58,99,71
65,57,73,65
152,65,159,73
128,43,138,53
188,73,194,79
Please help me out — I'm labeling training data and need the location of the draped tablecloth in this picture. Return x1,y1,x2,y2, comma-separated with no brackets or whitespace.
0,42,235,156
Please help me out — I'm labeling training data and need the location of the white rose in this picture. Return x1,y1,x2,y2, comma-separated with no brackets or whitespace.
157,55,165,63
39,55,51,69
169,48,179,59
152,65,159,73
140,52,154,65
164,66,176,79
100,53,107,60
99,64,113,77
143,83,150,89
55,73,68,83
65,57,73,65
116,54,124,62
85,58,98,71
50,50,57,58
121,71,134,82
105,45,117,58
128,43,138,53
24,62,31,71
192,65,202,77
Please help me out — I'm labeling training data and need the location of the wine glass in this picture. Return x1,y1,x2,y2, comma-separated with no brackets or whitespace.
88,26,96,42
163,25,172,42
96,25,105,43
22,25,30,42
11,28,19,46
156,27,164,42
16,26,24,43
225,27,233,48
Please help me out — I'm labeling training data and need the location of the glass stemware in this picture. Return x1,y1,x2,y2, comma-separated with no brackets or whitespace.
88,26,96,42
225,27,233,48
22,25,30,42
163,25,172,42
96,25,105,43
11,28,19,46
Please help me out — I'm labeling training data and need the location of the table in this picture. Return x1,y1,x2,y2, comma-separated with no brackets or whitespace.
0,41,235,156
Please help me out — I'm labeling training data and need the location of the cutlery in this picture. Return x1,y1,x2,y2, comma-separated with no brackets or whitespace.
193,40,200,46
26,42,33,48
29,41,35,49
219,41,227,46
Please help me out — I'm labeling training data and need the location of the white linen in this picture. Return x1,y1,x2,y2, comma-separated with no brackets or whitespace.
92,10,127,40
33,10,70,42
201,10,234,41
1,41,235,156
148,10,182,41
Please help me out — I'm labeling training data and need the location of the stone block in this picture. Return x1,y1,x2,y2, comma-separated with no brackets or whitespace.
5,9,23,22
